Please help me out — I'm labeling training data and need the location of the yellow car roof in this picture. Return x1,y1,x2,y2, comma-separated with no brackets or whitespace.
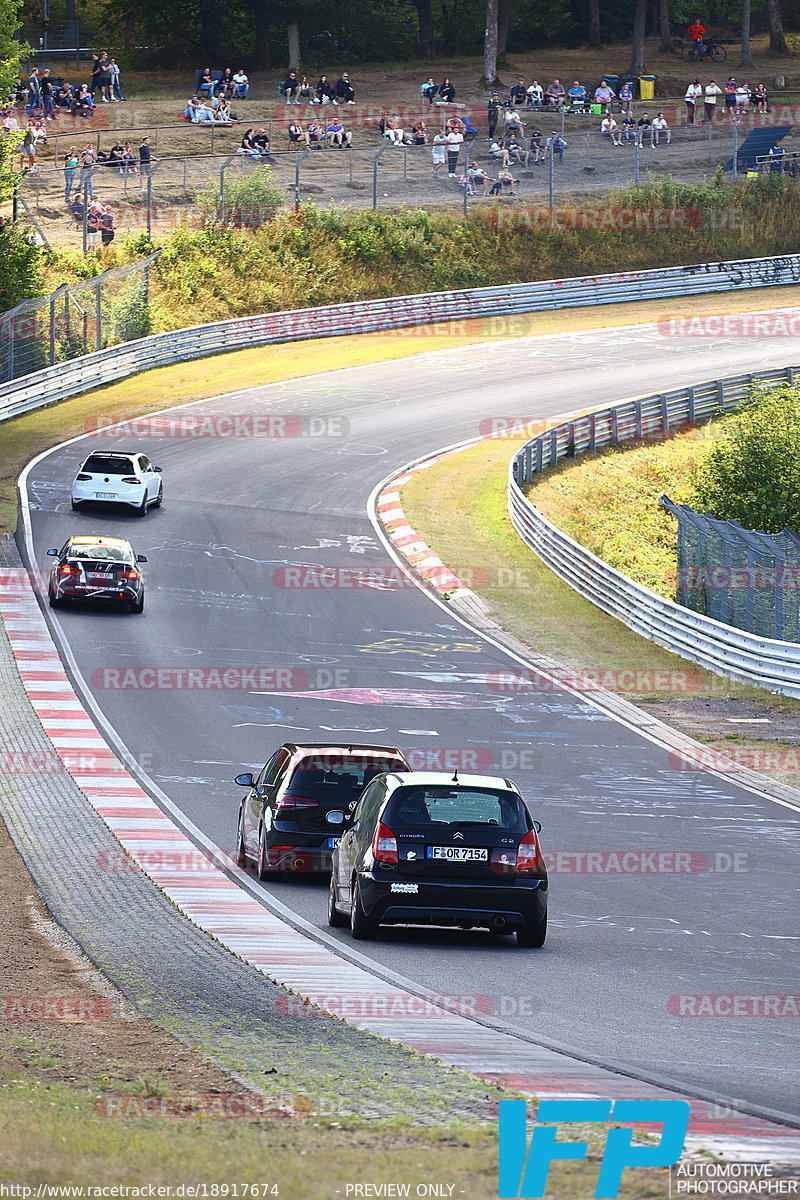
70,536,131,547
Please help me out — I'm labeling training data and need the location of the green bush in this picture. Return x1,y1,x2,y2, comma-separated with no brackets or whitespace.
692,385,800,534
198,165,284,229
0,223,42,312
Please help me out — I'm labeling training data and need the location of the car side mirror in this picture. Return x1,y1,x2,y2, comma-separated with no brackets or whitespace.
47,548,58,556
136,554,147,563
234,772,254,787
154,466,162,473
533,820,542,833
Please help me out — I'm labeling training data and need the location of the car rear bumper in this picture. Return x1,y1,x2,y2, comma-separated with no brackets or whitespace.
264,830,339,873
358,872,547,930
54,582,142,603
72,483,146,507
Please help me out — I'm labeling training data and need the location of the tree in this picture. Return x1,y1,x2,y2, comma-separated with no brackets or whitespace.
657,0,672,54
629,0,647,74
497,0,509,66
588,0,600,48
740,0,753,67
287,15,302,70
692,386,800,534
766,0,789,55
414,0,434,57
481,0,500,88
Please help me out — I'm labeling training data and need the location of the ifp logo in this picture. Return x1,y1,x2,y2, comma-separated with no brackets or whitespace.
498,1098,690,1198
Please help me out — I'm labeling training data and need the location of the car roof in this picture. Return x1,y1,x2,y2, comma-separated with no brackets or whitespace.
383,771,521,792
83,449,141,457
285,742,407,756
67,536,133,548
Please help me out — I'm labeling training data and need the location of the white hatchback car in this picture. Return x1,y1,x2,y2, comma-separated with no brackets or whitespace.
71,450,163,516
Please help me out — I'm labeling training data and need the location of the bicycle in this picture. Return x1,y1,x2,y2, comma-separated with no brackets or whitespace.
680,37,728,63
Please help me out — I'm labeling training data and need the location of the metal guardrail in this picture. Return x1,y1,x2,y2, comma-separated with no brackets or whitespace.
4,251,800,425
508,365,800,698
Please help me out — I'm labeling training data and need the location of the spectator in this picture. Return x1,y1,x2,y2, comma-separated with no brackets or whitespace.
490,140,511,166
546,130,567,161
526,80,544,107
467,161,492,195
198,67,215,97
618,80,634,113
240,127,261,158
736,82,749,111
80,144,96,197
445,123,463,175
439,77,456,103
594,80,615,113
421,76,438,104
69,195,84,224
326,115,351,147
335,73,355,103
100,205,115,248
288,120,304,145
253,128,272,156
316,74,336,104
768,139,785,172
40,70,56,120
528,127,545,161
233,69,249,99
545,79,565,108
490,167,518,194
63,148,79,200
297,75,314,102
306,120,323,148
432,130,447,176
684,79,702,125
11,77,28,107
87,199,103,250
195,100,216,123
504,138,525,164
108,139,126,170
74,84,94,116
753,83,769,113
724,76,738,121
30,118,47,147
503,106,524,137
218,68,235,98
215,98,234,123
2,109,20,133
109,58,125,101
122,142,137,173
184,95,202,121
601,114,622,145
19,124,35,171
382,117,405,145
621,113,637,141
411,120,427,145
487,93,502,137
282,70,300,104
510,78,527,106
138,136,152,191
651,112,671,145
688,17,707,49
25,68,40,115
703,79,722,124
96,53,112,103
637,112,652,146
53,80,73,111
567,80,588,105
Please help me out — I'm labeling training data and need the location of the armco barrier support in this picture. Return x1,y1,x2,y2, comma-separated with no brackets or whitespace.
508,366,800,698
3,251,800,423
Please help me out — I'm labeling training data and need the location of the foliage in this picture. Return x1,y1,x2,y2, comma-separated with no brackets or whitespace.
107,282,153,344
529,426,715,598
0,0,27,207
0,221,42,311
692,385,800,534
198,165,285,228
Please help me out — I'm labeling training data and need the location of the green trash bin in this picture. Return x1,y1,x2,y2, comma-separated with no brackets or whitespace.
639,75,655,101
590,103,603,114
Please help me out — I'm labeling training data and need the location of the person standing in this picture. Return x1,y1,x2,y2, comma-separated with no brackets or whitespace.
63,148,79,201
684,79,702,125
703,79,722,124
79,144,95,198
445,124,463,177
724,76,738,121
138,136,152,192
487,93,501,138
40,70,56,120
25,67,40,115
109,59,125,101
432,131,446,177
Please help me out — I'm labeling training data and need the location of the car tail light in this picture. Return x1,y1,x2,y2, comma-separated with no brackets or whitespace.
372,821,398,865
516,829,541,873
119,569,140,580
276,793,318,812
58,563,79,576
121,476,140,484
75,473,91,481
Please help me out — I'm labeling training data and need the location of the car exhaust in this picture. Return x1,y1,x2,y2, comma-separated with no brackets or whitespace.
491,915,507,931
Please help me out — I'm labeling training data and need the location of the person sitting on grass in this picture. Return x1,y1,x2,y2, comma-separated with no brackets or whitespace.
421,76,438,103
240,127,261,158
122,142,137,173
411,120,428,145
316,74,336,104
184,95,202,121
108,139,126,169
254,128,272,156
601,114,623,145
335,73,355,103
438,77,456,103
214,97,235,123
298,76,315,102
74,85,94,116
382,117,405,145
196,100,217,123
326,115,352,147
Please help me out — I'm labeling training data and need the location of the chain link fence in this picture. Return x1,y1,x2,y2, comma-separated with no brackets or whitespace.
662,496,800,641
0,252,160,381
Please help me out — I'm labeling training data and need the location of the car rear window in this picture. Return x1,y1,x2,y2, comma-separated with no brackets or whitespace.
68,543,134,563
285,755,406,806
82,455,136,475
385,786,526,831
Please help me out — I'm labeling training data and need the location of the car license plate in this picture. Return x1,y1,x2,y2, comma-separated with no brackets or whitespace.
427,846,488,862
326,837,341,849
95,492,116,499
87,572,110,580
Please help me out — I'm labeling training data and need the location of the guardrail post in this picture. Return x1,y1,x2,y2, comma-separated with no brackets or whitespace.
95,281,102,351
48,294,56,365
687,386,696,423
549,427,558,465
635,399,643,439
523,444,532,480
732,120,739,182
535,439,543,474
633,137,640,185
146,172,153,240
81,181,88,254
548,148,554,209
610,408,619,443
661,394,669,434
715,379,725,415
294,148,309,211
373,145,388,211
588,412,596,451
219,162,226,224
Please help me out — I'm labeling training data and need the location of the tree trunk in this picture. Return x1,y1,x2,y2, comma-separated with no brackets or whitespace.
498,0,509,66
740,0,753,66
588,0,601,47
658,0,672,53
415,0,434,58
766,0,788,55
287,18,302,71
481,0,500,88
251,0,269,68
629,0,647,74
